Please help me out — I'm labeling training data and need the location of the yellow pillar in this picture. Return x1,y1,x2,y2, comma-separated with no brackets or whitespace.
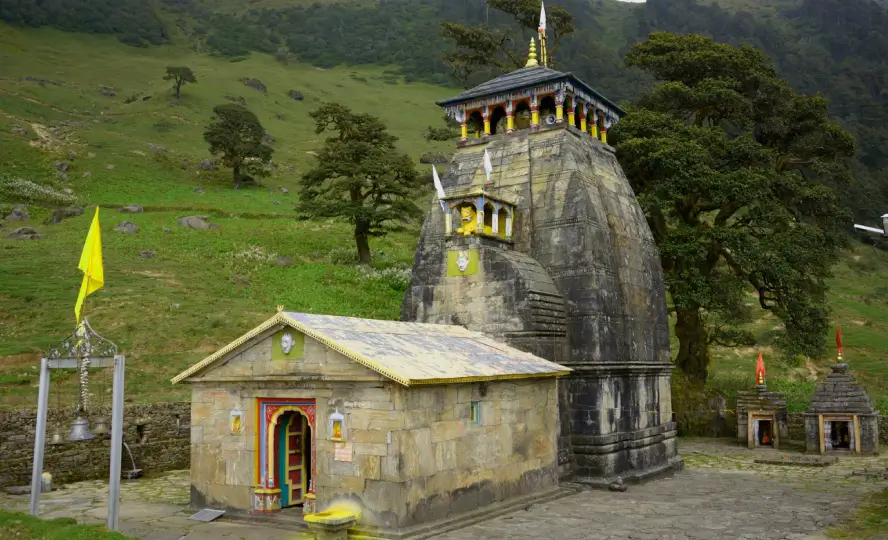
601,130,608,144
555,105,564,123
460,124,468,140
506,115,514,133
591,124,599,138
580,117,587,132
483,119,491,136
568,112,575,127
531,110,540,128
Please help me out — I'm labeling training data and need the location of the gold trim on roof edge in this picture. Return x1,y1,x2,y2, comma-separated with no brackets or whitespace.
171,312,571,386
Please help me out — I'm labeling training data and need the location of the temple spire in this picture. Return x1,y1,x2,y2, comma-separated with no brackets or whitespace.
524,37,539,68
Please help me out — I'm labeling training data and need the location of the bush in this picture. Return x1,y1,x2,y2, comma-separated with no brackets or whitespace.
0,176,77,206
357,264,412,292
328,246,357,265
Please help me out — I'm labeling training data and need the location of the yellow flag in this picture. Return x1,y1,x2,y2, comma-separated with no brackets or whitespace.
74,207,104,323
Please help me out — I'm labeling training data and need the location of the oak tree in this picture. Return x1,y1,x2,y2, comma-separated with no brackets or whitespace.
163,66,197,99
298,103,423,264
610,32,855,383
203,104,273,188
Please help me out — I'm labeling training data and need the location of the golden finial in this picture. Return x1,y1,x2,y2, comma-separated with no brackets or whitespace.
276,304,284,313
525,37,539,68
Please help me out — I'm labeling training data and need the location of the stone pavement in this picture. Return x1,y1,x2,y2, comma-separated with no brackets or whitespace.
2,439,887,540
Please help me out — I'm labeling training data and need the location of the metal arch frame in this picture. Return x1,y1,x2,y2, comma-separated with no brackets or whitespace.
29,320,126,531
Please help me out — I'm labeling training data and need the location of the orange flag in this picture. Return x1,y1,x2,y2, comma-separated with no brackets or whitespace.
837,325,844,361
755,352,766,386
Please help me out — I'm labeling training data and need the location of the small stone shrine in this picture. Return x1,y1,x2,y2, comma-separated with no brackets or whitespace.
401,38,682,484
736,353,788,449
172,309,571,537
804,328,879,455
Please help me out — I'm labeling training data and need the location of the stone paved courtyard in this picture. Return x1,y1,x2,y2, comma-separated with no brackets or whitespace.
2,439,887,539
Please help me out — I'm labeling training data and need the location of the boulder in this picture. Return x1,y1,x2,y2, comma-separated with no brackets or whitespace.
147,143,167,153
279,187,288,194
46,206,84,224
287,89,304,101
5,204,28,221
119,204,143,214
194,187,205,194
98,86,116,97
11,126,28,136
275,112,286,120
241,78,267,93
139,250,155,259
54,160,69,172
276,256,295,266
6,227,41,240
199,159,218,171
82,171,91,178
263,133,276,145
177,215,218,230
115,221,139,234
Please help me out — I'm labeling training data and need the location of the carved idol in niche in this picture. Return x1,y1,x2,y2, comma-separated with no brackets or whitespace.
280,332,295,355
456,205,477,236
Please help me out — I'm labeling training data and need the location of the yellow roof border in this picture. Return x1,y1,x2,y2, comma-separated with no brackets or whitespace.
441,189,516,207
171,312,571,387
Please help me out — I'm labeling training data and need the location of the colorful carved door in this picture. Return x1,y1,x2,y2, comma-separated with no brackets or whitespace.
277,413,307,506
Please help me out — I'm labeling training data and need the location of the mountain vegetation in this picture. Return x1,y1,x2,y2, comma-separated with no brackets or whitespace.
0,0,887,415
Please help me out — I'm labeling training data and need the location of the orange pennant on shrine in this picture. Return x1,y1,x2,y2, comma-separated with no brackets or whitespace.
837,325,844,361
755,352,766,386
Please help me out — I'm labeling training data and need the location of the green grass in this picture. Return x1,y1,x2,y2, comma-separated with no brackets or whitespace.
0,23,444,408
829,488,888,538
0,510,132,540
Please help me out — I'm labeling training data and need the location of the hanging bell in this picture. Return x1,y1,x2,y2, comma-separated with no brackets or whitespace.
68,416,95,442
92,417,109,438
48,427,66,446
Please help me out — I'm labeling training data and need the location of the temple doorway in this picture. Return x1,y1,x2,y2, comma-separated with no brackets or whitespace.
276,411,312,507
756,419,773,447
829,420,851,450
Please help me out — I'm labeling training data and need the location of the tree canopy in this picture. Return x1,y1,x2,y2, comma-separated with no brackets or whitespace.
610,32,855,383
163,66,196,99
203,104,273,188
440,0,574,87
298,103,423,264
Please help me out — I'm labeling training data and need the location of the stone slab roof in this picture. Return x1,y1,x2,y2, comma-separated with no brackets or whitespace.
436,66,625,115
171,311,571,386
806,364,878,414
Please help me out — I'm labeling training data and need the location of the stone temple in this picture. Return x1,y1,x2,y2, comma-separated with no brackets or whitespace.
401,40,683,485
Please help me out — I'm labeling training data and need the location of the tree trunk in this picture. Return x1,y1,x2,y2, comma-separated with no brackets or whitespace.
354,221,371,264
674,307,710,384
175,79,182,99
232,164,241,188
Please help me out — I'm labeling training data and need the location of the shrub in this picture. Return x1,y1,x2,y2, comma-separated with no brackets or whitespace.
0,176,77,206
356,264,412,292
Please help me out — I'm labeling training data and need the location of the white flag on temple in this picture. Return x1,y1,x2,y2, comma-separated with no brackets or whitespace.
432,165,447,213
483,149,493,184
539,1,547,33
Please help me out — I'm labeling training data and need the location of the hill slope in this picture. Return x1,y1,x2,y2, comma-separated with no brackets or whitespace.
0,23,450,408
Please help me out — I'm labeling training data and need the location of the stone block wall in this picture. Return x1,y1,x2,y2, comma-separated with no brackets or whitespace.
188,347,559,533
0,402,190,488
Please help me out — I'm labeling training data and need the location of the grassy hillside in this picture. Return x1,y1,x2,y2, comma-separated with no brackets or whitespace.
1,20,888,420
0,23,449,408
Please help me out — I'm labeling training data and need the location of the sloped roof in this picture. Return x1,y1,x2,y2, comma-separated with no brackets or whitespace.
806,364,877,414
436,65,625,116
171,311,571,386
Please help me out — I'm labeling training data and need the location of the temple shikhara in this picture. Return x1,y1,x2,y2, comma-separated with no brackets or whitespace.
402,37,682,485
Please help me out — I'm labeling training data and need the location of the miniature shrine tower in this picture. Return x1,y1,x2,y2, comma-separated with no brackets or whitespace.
805,327,879,454
401,39,683,485
736,353,788,449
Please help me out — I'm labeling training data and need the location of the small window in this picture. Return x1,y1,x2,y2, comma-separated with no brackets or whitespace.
470,401,481,425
